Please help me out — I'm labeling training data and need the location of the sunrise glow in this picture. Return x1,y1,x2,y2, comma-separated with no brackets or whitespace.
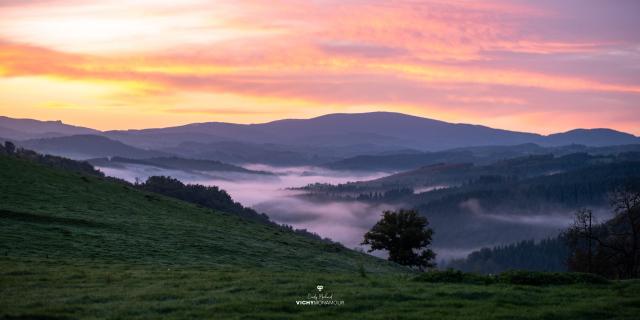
1,0,638,134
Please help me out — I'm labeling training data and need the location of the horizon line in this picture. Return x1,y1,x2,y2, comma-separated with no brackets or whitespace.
1,111,637,137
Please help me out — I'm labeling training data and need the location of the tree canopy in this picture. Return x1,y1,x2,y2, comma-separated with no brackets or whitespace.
565,187,640,279
362,209,436,270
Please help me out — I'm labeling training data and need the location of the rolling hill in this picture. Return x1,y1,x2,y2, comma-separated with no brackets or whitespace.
0,153,400,272
2,151,639,319
3,113,638,167
0,116,98,140
105,112,541,151
546,129,639,146
324,143,640,171
298,153,640,251
19,134,170,159
312,152,640,193
88,156,273,175
160,140,331,166
104,112,639,152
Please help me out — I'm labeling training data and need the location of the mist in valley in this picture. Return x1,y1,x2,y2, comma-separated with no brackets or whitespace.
96,164,397,251
96,163,588,262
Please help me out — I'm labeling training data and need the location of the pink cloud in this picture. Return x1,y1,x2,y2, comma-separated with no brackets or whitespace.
0,0,638,134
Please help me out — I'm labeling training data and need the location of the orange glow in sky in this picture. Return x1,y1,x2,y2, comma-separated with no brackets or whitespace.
0,0,639,134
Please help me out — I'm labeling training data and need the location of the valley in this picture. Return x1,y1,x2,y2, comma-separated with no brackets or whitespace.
2,2,640,318
2,152,639,319
2,112,640,319
3,113,640,263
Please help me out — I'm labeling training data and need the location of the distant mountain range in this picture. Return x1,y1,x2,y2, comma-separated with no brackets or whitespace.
102,112,639,150
1,112,638,165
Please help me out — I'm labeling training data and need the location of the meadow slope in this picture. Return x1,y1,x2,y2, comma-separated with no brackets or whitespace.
1,155,639,319
0,155,401,272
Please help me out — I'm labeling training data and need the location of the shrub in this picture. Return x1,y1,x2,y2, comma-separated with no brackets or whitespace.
498,270,609,286
323,242,344,253
414,270,609,286
413,269,495,285
358,263,367,278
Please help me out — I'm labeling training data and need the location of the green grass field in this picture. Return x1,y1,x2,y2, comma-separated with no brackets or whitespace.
2,155,640,319
3,258,640,320
0,155,400,273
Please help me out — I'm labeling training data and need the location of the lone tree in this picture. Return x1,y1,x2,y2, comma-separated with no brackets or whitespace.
362,209,435,270
565,208,596,273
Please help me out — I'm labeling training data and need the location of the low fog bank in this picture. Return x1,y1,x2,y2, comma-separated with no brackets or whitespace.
97,164,279,184
197,164,396,251
254,196,397,250
460,198,581,227
428,199,614,262
457,198,612,233
434,247,484,261
97,163,394,251
96,163,595,263
413,185,450,194
197,164,391,207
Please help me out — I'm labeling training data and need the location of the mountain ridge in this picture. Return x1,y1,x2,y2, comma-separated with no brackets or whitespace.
0,116,99,140
3,112,637,139
0,150,401,273
2,113,638,158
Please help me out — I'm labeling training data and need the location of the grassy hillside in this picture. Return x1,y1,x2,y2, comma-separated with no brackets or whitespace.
0,155,399,272
2,154,640,319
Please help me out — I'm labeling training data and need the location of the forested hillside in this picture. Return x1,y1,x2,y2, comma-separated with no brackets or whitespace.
447,238,567,274
298,153,640,249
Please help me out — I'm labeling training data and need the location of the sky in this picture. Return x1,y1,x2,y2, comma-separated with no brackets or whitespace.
0,0,638,134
